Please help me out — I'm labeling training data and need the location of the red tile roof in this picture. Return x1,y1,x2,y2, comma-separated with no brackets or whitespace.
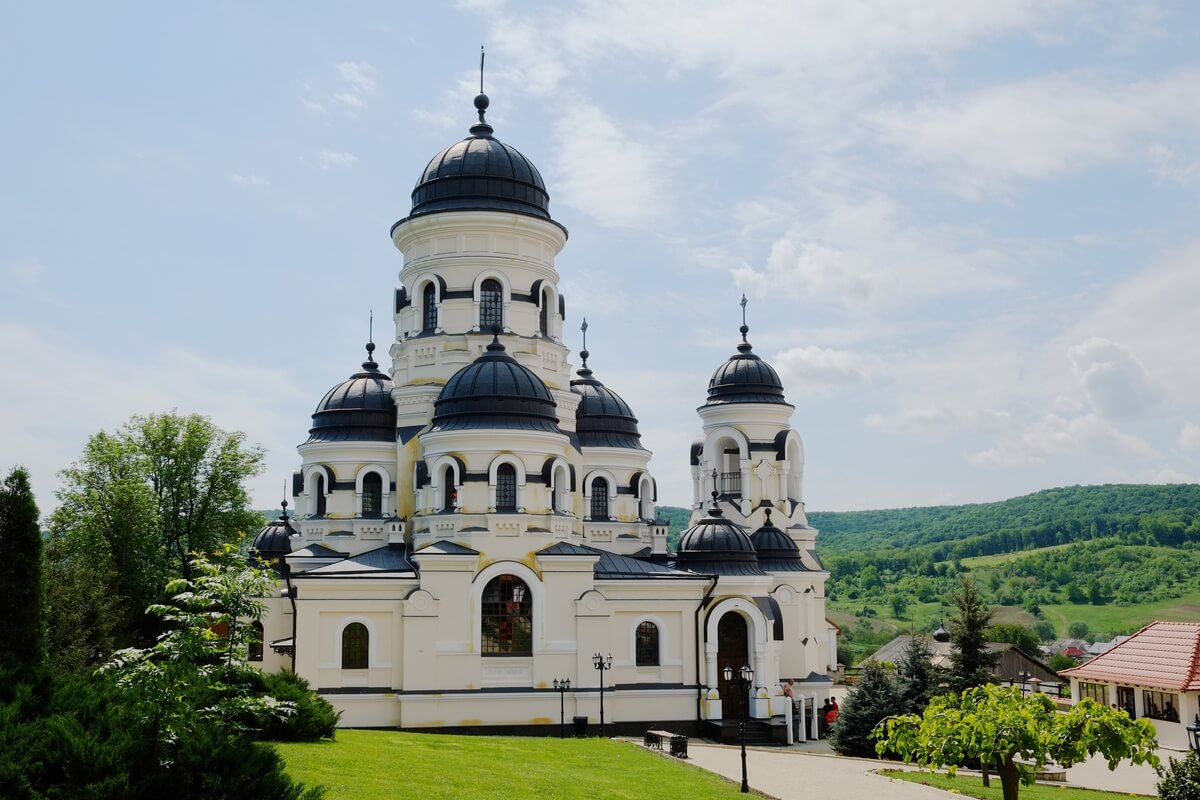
1061,621,1200,691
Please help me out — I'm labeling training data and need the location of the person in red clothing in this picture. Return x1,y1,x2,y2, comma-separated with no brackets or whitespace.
824,698,839,737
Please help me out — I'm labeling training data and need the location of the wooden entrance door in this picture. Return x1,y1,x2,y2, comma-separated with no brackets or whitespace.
717,613,749,720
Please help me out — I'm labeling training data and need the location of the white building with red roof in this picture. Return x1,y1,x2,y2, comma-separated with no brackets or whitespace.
1061,621,1200,750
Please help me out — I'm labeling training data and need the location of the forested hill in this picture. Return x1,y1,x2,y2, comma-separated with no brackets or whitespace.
809,484,1200,557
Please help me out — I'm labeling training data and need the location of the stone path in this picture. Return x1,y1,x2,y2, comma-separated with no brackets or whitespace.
681,739,1167,799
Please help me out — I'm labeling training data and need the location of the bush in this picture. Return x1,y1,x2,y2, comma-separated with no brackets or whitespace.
1157,750,1200,800
832,661,904,758
249,671,340,742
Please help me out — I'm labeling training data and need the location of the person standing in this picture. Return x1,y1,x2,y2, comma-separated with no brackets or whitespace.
819,698,833,739
825,698,840,738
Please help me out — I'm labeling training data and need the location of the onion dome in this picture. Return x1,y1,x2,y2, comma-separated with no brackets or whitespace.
250,500,298,564
431,334,561,433
933,624,951,643
307,342,397,443
705,324,790,407
749,509,806,571
571,349,642,448
675,491,764,577
401,92,561,231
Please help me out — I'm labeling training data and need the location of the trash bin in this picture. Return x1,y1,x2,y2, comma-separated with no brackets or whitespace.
572,715,589,737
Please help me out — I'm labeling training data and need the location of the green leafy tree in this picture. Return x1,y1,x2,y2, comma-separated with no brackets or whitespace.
1068,620,1091,640
874,686,1159,800
1033,619,1056,641
1156,749,1200,800
1048,652,1076,672
986,623,1041,655
0,467,45,679
49,412,264,654
831,661,904,758
890,594,910,620
896,635,939,714
947,577,997,692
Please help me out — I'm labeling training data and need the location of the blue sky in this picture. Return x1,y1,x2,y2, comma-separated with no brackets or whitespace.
3,1,1199,514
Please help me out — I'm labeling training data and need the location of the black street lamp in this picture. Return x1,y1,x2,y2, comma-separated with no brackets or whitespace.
1187,714,1200,753
1016,670,1030,695
553,678,571,739
593,652,613,737
723,663,754,794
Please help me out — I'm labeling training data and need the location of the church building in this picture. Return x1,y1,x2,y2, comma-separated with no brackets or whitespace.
248,85,837,733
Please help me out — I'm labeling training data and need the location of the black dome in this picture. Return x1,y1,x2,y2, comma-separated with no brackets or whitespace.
571,351,642,448
705,325,790,407
432,336,561,433
308,344,397,444
676,500,764,577
749,510,806,572
250,501,298,562
401,93,562,230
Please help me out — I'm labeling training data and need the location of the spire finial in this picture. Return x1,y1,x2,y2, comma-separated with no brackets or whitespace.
764,507,772,526
471,47,493,136
363,311,379,370
740,293,747,326
576,317,592,376
369,308,374,344
280,481,289,521
708,467,723,515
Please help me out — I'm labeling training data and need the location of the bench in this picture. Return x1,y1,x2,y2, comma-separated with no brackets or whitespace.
645,729,688,759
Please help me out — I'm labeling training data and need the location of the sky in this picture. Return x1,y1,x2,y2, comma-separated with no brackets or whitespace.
2,1,1199,516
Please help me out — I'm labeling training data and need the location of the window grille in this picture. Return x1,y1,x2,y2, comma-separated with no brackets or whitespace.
636,622,660,666
480,279,503,331
422,283,437,331
718,471,741,495
481,575,532,656
496,463,517,512
539,292,550,336
314,474,327,516
362,472,383,517
590,478,609,520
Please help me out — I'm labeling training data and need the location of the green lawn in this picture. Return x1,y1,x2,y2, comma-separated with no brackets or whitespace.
277,729,755,800
881,769,1152,799
1040,589,1200,637
959,544,1075,569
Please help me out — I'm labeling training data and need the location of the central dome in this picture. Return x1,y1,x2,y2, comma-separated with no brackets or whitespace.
404,93,558,226
432,336,561,433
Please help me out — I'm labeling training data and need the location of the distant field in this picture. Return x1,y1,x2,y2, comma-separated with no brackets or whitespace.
959,543,1075,569
1040,590,1200,637
277,729,751,800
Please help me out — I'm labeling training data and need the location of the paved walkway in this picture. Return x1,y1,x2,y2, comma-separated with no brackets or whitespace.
681,738,1168,799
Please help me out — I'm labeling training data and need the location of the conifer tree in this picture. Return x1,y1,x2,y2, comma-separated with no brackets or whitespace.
0,466,45,678
947,576,998,693
832,661,904,758
897,635,938,714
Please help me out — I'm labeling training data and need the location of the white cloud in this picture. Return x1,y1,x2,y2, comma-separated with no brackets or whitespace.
773,345,867,395
1068,338,1160,421
7,259,43,284
1148,144,1200,187
336,61,377,95
316,151,358,170
970,411,1158,467
869,70,1200,195
331,92,365,110
863,407,959,438
1181,423,1200,451
550,102,667,229
301,98,327,115
732,192,1017,307
231,173,269,188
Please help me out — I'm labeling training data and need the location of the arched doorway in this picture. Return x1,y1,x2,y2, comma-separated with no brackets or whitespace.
717,613,750,720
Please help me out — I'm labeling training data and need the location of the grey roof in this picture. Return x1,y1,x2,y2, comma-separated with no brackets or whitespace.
570,359,643,449
538,542,704,579
705,326,791,407
289,542,346,559
431,338,562,434
415,540,479,555
749,515,806,572
675,503,765,577
303,543,417,577
307,344,397,444
249,508,298,560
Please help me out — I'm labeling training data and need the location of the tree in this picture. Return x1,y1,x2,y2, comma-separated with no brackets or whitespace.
1033,619,1056,641
1156,749,1200,800
1048,652,1076,672
986,623,1041,656
1068,621,1091,640
946,577,997,693
890,594,910,620
0,467,45,678
874,686,1159,800
896,635,939,715
831,661,904,758
49,413,264,653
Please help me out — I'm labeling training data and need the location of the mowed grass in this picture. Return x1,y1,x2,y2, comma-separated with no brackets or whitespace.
1040,590,1200,636
959,543,1075,569
881,770,1152,799
277,729,753,800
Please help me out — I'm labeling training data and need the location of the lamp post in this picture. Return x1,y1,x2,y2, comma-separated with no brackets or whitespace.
553,678,571,739
1187,714,1200,753
723,663,754,794
1016,670,1030,695
593,652,613,737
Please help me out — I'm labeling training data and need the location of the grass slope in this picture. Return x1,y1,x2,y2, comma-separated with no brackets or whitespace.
277,729,753,800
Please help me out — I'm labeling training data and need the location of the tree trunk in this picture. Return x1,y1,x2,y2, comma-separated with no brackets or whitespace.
981,762,990,787
997,755,1021,800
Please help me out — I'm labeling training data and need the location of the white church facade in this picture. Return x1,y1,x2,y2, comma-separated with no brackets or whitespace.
248,87,838,734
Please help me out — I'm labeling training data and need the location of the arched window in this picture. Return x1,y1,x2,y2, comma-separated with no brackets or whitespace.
362,472,383,518
481,575,532,656
248,621,264,662
636,621,659,666
480,278,503,331
590,477,610,520
442,469,456,512
314,473,327,516
342,622,369,669
496,463,517,512
539,289,550,336
422,283,438,332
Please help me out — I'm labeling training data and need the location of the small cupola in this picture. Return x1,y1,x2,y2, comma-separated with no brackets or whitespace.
308,342,397,443
676,485,764,577
749,509,806,571
571,338,642,449
431,334,561,433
